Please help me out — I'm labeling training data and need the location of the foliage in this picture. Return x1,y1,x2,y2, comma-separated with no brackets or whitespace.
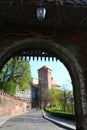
59,88,74,113
41,87,61,109
0,57,31,95
51,87,61,107
41,88,53,109
45,108,75,121
40,85,74,113
42,85,74,114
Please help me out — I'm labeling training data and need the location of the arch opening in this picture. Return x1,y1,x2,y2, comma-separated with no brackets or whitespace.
0,38,86,130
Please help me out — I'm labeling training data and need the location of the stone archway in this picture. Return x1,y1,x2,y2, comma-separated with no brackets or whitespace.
0,37,87,130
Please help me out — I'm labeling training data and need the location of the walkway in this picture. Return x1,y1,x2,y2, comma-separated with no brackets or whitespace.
0,109,76,130
43,110,76,130
0,109,67,130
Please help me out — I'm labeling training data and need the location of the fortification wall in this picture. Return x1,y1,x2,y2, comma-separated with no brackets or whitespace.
0,91,28,117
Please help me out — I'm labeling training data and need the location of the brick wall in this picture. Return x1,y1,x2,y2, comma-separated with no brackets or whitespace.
0,91,28,118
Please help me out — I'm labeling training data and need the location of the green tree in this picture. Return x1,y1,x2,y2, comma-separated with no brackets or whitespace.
40,88,53,109
51,87,61,107
59,88,73,112
41,87,61,109
0,57,31,95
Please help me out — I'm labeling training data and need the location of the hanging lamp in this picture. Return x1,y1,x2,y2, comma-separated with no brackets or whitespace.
36,0,46,21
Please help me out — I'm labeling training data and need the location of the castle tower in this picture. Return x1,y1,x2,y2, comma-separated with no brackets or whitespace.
38,65,52,90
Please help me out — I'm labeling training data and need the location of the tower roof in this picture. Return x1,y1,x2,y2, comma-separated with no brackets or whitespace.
38,65,52,71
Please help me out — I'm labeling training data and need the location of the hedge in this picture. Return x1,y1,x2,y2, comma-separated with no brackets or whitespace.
45,109,75,121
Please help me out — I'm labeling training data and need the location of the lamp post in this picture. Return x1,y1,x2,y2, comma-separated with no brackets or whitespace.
36,0,46,21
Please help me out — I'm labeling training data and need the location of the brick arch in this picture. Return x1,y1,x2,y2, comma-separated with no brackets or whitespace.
0,37,87,130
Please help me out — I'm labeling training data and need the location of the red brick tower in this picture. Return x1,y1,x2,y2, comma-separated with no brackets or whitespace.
38,65,52,90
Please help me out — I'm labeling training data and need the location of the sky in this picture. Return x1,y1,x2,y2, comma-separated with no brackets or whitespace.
29,57,73,91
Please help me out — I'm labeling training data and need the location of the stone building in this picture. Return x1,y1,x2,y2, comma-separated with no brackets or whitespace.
15,78,39,108
38,65,60,90
38,65,60,108
16,66,59,108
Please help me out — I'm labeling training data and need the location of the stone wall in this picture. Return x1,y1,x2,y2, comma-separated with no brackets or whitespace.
0,91,28,117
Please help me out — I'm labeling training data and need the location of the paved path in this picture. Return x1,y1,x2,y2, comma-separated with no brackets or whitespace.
43,110,76,130
0,109,67,130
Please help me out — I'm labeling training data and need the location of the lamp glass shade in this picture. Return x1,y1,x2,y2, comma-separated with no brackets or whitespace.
36,7,46,21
